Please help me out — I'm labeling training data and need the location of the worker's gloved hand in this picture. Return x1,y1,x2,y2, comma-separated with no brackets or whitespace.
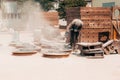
65,31,69,37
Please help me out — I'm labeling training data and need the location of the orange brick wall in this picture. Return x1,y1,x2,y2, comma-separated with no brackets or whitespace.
66,7,113,43
43,12,59,26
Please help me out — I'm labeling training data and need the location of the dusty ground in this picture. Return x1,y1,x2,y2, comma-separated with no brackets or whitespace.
0,31,120,80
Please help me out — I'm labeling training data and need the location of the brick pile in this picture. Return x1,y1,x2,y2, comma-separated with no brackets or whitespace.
43,12,59,26
80,7,113,42
66,7,113,43
66,7,80,25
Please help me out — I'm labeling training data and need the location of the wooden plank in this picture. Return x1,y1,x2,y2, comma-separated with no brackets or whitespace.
77,42,102,46
102,40,113,48
112,21,120,36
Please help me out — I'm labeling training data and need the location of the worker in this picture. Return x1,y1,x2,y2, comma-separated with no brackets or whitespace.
65,19,83,49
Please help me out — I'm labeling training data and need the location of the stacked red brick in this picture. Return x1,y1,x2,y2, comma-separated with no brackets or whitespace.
80,7,113,42
43,12,59,26
66,7,80,25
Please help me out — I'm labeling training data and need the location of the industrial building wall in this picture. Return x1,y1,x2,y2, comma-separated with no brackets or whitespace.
92,0,120,7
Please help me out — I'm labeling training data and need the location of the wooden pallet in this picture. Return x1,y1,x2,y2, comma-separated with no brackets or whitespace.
76,42,104,58
102,40,119,55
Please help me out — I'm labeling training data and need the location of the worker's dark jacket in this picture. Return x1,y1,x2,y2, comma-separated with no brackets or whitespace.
69,24,82,46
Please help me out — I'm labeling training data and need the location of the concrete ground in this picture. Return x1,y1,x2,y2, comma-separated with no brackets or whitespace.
0,31,120,80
